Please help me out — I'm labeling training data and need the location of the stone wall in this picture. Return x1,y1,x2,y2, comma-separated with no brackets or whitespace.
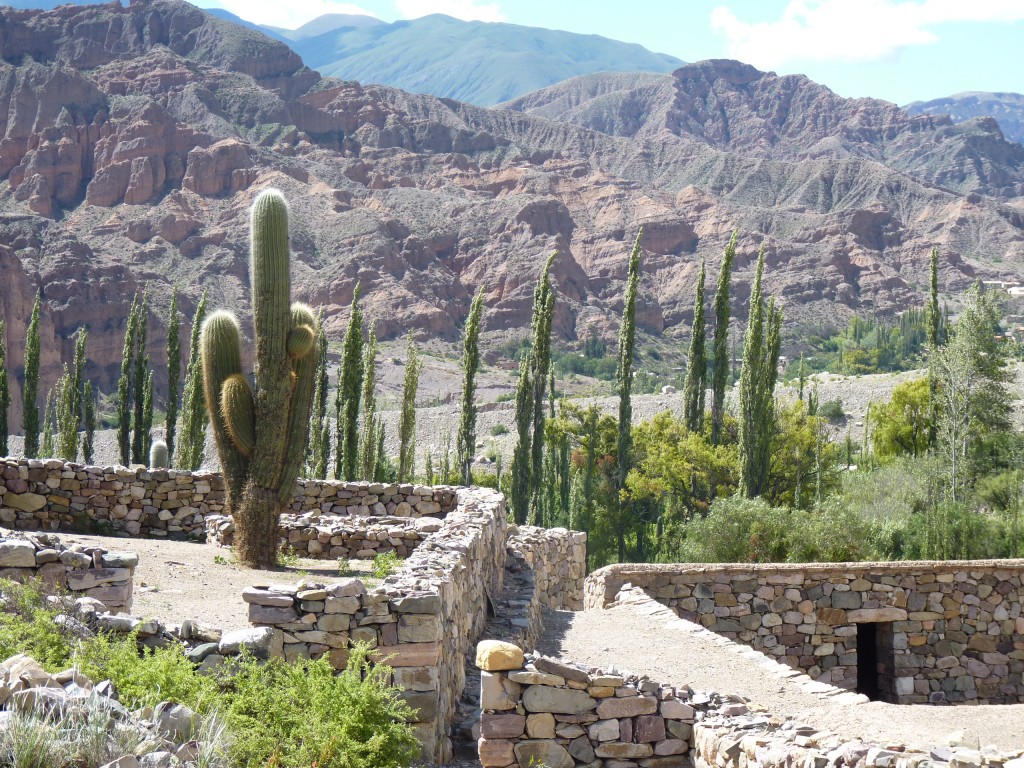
507,525,587,611
0,529,136,611
240,487,508,764
585,561,1024,704
0,457,456,539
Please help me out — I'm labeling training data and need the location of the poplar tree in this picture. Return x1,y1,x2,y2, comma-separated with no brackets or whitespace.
710,232,737,444
23,292,41,458
397,334,421,482
926,246,940,448
165,287,181,462
738,244,783,498
682,257,707,433
510,357,532,524
334,288,363,480
616,230,643,490
117,296,139,466
177,290,208,470
0,320,9,457
71,329,87,431
81,381,95,464
358,325,380,481
40,387,54,458
142,370,154,460
307,311,330,479
529,254,556,523
131,292,149,464
457,287,485,486
55,365,77,461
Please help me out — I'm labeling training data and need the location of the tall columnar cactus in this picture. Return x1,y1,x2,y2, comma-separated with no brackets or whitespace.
200,189,319,568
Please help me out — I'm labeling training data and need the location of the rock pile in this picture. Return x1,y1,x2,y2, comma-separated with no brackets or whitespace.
0,528,136,612
0,652,223,768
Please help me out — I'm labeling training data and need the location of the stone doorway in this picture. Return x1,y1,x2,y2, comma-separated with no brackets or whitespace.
856,621,897,701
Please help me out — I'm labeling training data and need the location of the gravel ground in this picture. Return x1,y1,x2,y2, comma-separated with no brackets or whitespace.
537,602,1024,753
56,533,373,630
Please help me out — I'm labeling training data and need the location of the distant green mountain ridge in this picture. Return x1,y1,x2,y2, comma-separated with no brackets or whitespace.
277,13,684,106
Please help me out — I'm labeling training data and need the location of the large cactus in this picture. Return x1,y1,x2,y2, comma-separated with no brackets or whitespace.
200,189,320,568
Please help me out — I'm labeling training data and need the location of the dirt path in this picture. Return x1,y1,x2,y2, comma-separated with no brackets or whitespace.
537,602,1024,753
60,533,370,630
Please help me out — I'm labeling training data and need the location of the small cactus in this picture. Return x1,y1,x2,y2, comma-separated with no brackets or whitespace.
149,439,169,469
199,189,320,568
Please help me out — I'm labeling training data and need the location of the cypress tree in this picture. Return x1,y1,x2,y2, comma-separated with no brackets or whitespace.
81,381,95,464
457,287,485,486
529,255,556,523
55,364,77,461
177,290,208,470
71,328,87,431
334,288,364,480
510,357,532,524
397,334,421,483
165,287,181,463
23,292,41,459
131,291,149,464
142,370,154,460
682,257,707,433
117,296,139,466
926,246,940,448
616,230,643,490
358,325,380,481
738,245,783,498
40,387,55,458
710,231,737,445
307,310,330,479
0,320,9,457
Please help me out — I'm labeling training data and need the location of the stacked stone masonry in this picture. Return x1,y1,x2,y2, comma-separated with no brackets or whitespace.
0,457,455,539
240,487,509,765
0,528,136,611
585,561,1024,704
507,525,588,612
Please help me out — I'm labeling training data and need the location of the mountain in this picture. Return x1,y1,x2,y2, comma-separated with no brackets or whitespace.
264,13,384,41
905,92,1024,145
1,1,1023,432
283,13,684,106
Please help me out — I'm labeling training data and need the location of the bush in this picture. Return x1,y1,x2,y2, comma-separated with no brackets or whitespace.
0,579,75,671
372,550,402,579
817,398,845,423
489,424,509,436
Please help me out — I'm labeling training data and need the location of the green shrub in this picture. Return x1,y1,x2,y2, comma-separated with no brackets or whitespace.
372,550,402,579
0,579,75,671
489,424,509,436
817,398,845,423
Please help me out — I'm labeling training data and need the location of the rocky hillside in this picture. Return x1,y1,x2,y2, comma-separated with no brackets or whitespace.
905,92,1024,146
0,2,1023,432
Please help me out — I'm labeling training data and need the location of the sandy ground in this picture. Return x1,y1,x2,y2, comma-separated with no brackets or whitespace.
58,533,373,630
537,602,1024,754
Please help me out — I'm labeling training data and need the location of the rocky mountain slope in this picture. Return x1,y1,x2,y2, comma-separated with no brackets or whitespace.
0,1,1023,432
905,91,1024,146
281,13,684,106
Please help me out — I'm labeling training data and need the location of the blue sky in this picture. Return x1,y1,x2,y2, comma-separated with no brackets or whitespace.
193,0,1024,105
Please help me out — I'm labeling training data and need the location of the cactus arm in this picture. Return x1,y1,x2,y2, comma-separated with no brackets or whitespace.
248,189,293,487
278,303,319,502
220,373,256,457
287,324,316,360
149,439,169,469
200,310,249,499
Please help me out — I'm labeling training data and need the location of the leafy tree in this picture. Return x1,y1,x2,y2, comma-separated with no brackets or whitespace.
334,288,364,480
870,378,931,461
23,292,41,458
457,287,485,485
927,246,940,447
529,254,556,522
0,320,9,456
359,325,382,481
764,399,838,509
131,291,149,465
142,370,154,460
738,245,783,498
165,287,181,463
81,381,95,464
683,257,707,433
710,232,737,444
396,334,421,482
40,386,54,458
307,310,331,479
177,290,208,470
55,365,77,461
510,358,533,524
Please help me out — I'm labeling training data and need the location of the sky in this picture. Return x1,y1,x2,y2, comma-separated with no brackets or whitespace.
191,0,1024,105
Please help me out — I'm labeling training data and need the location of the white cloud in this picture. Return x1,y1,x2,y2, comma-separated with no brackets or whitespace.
393,0,506,22
214,0,378,30
711,0,1024,70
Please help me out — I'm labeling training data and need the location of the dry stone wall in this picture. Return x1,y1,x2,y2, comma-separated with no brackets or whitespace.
240,487,508,765
586,561,1024,704
0,457,456,539
0,529,136,611
507,525,587,611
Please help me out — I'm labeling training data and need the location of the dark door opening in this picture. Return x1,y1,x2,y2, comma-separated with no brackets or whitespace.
856,622,880,699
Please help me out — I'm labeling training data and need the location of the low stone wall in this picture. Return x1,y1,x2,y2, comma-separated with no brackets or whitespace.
475,639,715,768
0,529,136,612
206,513,445,559
241,487,508,764
507,525,587,611
0,457,456,539
585,561,1024,704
